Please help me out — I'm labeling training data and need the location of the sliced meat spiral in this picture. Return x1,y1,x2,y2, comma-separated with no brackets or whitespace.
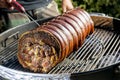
18,8,94,73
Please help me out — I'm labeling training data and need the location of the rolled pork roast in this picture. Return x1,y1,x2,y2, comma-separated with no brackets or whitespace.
17,8,94,73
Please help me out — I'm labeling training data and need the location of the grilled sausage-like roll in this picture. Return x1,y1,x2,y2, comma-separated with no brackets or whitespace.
17,8,94,73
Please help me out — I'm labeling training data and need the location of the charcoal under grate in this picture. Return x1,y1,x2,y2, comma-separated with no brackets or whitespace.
0,28,120,74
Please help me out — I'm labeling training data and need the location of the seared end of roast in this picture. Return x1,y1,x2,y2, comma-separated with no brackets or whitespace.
18,31,60,73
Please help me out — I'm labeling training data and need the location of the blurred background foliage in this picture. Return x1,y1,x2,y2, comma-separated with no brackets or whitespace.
55,0,120,18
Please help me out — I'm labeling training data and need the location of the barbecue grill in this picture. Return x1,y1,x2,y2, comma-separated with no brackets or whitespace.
0,14,120,80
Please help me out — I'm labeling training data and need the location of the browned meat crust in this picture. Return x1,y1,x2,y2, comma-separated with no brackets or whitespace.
17,8,94,73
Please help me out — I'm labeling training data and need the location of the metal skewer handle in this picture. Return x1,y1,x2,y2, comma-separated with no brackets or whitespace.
11,0,40,26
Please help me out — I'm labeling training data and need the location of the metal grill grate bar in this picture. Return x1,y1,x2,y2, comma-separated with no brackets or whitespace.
71,37,103,72
68,29,111,72
109,46,120,65
76,30,113,72
115,50,120,63
90,32,116,70
0,40,17,64
103,37,120,67
98,34,119,68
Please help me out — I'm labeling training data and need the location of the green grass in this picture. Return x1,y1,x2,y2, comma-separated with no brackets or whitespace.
55,0,120,18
